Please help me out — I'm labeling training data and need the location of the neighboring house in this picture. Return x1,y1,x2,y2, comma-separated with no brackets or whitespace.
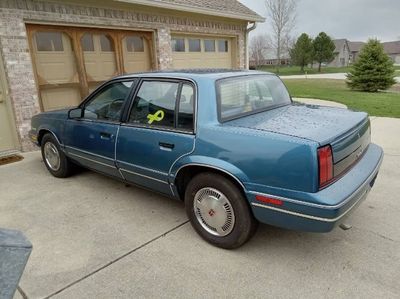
348,41,365,63
330,39,400,66
328,39,350,67
0,0,264,154
383,41,400,65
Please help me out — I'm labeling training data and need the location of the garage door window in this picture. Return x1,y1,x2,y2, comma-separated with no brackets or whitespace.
126,36,144,52
218,40,229,52
81,34,94,52
204,40,216,52
35,32,63,51
172,38,185,52
100,35,114,52
189,39,201,52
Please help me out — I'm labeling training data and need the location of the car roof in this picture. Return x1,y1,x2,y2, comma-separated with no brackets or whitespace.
115,69,274,81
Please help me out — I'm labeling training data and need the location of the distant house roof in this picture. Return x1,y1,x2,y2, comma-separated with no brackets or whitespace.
333,39,348,53
382,41,400,54
117,0,265,22
348,41,365,53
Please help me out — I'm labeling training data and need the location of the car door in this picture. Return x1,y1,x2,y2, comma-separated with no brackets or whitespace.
116,78,196,195
64,79,136,177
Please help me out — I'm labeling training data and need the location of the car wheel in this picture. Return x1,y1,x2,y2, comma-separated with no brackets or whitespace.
41,133,72,178
185,172,258,249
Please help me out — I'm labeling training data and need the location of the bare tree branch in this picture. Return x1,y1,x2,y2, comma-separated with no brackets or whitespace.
249,34,269,68
265,0,297,71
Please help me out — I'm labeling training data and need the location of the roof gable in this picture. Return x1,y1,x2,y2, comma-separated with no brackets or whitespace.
116,0,265,21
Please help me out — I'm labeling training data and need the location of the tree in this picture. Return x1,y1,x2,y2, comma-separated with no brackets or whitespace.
290,33,313,72
250,34,268,69
346,39,396,92
265,0,297,73
313,32,335,72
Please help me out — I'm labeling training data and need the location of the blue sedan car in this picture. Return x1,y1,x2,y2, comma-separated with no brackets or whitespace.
29,70,383,248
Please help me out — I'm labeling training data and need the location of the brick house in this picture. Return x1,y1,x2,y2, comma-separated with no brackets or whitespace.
0,0,264,154
328,39,350,67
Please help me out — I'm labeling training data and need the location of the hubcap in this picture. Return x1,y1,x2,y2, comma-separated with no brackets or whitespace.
44,142,60,171
193,187,235,237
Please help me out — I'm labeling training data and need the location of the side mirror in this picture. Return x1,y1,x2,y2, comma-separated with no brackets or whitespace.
68,107,83,119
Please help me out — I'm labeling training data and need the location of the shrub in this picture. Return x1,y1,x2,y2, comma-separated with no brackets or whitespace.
346,39,396,92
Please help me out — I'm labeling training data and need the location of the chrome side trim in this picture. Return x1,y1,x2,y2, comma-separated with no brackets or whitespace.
65,145,114,162
119,168,169,184
117,160,168,176
252,186,369,223
173,163,246,191
249,150,383,210
68,152,115,169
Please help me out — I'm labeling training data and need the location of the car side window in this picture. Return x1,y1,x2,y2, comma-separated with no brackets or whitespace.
83,81,134,121
129,81,179,129
178,83,194,131
129,80,195,132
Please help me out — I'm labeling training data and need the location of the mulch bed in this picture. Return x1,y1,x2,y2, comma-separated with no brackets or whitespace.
0,154,24,166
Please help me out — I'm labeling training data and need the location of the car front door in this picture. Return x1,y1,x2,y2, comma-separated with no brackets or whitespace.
116,79,196,195
64,79,136,177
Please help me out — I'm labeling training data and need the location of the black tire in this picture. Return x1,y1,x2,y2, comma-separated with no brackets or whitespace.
185,172,258,249
41,133,72,178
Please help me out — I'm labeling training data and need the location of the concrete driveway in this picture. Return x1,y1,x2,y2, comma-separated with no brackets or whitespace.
1,118,400,299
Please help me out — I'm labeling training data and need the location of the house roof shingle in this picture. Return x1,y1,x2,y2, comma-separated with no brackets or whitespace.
117,0,265,22
382,41,400,54
348,41,365,53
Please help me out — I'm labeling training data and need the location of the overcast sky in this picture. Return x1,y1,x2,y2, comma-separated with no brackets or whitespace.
239,0,400,42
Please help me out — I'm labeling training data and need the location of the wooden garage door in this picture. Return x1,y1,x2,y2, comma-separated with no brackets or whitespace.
27,25,153,111
171,35,235,69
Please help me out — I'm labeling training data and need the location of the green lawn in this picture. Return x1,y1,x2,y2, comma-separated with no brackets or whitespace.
258,66,351,76
258,65,400,76
283,79,400,118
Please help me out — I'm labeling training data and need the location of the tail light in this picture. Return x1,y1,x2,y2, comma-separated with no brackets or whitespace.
318,145,333,188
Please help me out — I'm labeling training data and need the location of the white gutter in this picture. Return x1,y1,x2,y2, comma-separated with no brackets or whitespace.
245,22,257,69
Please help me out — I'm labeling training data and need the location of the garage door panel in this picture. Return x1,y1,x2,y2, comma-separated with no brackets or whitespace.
28,25,153,111
123,35,151,73
171,35,234,69
40,87,81,111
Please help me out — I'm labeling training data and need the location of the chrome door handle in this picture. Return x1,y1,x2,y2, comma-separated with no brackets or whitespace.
159,142,175,150
100,132,112,140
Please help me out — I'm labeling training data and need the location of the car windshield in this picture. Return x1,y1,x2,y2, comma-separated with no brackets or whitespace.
216,75,292,121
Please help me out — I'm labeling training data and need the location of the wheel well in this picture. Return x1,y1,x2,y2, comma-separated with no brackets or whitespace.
37,129,52,146
174,165,246,201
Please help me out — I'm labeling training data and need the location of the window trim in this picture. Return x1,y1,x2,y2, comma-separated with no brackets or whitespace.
215,74,292,123
124,77,197,135
77,78,138,124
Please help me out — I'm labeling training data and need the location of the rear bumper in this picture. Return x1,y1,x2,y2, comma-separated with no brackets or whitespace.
247,143,383,232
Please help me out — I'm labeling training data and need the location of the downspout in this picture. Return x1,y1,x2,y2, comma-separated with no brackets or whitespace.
245,22,257,69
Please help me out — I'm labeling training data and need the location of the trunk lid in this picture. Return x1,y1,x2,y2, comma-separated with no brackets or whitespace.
226,103,371,177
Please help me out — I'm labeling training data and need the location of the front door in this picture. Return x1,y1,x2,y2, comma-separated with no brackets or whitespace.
0,57,18,153
64,79,135,177
116,79,196,195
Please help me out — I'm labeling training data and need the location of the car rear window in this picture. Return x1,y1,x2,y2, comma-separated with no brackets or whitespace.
216,75,291,121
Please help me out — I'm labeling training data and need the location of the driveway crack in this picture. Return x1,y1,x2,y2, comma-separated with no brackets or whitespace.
43,220,189,299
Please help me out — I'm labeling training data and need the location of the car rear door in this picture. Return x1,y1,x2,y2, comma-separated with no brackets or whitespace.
64,79,136,177
116,78,196,195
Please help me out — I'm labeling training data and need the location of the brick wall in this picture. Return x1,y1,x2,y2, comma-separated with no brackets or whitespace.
0,0,248,151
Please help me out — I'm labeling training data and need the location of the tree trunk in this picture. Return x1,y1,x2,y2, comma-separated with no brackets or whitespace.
318,62,322,72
